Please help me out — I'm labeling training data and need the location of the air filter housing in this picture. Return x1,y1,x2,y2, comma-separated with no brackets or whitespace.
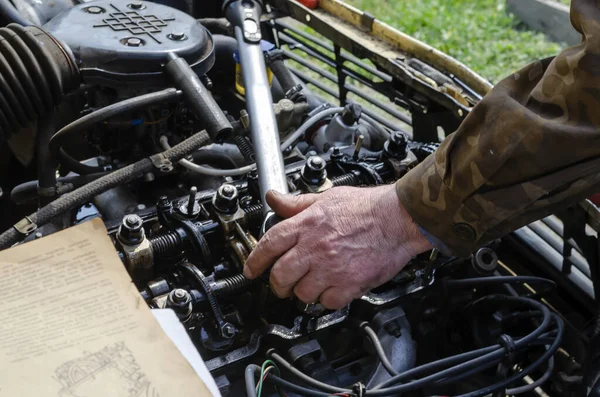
43,0,215,87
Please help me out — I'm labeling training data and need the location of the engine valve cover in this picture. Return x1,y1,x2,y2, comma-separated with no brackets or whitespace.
43,0,215,86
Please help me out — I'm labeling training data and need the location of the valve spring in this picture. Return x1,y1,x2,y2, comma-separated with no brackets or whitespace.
150,231,182,255
213,274,254,296
234,135,255,162
332,173,360,187
242,203,263,222
411,142,440,162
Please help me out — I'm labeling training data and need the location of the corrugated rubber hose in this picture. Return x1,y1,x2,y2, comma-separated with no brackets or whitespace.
0,130,211,249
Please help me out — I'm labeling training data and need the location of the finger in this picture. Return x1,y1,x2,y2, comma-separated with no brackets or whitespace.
266,190,319,218
292,270,329,304
269,248,310,298
319,286,359,310
244,220,298,279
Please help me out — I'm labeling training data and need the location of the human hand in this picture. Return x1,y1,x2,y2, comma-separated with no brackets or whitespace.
243,185,433,309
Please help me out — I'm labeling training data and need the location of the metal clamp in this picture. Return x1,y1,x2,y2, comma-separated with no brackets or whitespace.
149,153,173,173
13,216,37,235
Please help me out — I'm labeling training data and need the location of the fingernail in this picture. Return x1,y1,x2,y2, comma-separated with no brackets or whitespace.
271,190,281,197
243,265,254,279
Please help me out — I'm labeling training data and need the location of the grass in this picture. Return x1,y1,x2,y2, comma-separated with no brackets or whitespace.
345,0,564,82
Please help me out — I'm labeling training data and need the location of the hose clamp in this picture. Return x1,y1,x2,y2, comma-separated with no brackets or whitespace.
13,216,37,236
149,153,173,173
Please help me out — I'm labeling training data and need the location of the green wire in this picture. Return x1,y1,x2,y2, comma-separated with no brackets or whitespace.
257,359,280,397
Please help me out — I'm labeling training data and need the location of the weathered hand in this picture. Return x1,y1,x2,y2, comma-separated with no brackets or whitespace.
243,185,433,309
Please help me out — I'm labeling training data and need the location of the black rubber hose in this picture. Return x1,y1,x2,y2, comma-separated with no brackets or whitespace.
361,323,399,377
10,172,107,205
0,130,211,249
191,143,246,168
269,58,297,95
213,34,237,76
0,0,31,26
0,24,78,143
36,112,57,202
49,88,183,174
165,53,233,141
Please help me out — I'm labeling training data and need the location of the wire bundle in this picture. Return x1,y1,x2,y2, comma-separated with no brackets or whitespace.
244,285,563,397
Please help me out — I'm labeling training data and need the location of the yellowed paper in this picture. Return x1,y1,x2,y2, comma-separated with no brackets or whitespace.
0,218,211,397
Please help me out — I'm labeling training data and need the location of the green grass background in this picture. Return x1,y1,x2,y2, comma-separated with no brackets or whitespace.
345,0,568,82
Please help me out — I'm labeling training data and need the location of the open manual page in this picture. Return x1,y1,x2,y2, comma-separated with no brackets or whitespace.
0,218,212,396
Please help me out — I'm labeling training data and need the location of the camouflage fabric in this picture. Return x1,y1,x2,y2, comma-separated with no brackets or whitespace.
396,0,600,257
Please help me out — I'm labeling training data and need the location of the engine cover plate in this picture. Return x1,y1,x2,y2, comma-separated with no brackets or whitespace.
43,0,214,86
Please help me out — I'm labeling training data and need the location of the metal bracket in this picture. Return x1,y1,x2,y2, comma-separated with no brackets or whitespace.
13,216,37,235
149,153,173,173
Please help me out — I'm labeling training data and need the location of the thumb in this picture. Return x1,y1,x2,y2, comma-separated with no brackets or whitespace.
266,190,319,218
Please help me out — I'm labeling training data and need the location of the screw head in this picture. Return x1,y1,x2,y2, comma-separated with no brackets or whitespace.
119,214,144,245
221,185,235,198
128,1,144,9
125,214,142,228
302,156,327,186
157,196,171,209
221,323,236,339
390,131,407,146
213,185,239,214
384,131,408,159
307,156,325,171
85,6,104,14
173,288,188,302
125,37,143,47
168,31,187,41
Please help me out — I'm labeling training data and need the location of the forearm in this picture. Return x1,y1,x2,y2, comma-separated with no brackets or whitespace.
397,0,600,256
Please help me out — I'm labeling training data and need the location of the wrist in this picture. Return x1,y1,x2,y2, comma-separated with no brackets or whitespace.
373,184,433,259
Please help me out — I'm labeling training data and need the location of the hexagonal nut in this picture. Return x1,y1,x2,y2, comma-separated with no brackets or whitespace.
220,322,236,339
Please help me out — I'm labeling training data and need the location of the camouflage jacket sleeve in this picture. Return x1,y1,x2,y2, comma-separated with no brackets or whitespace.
396,0,600,257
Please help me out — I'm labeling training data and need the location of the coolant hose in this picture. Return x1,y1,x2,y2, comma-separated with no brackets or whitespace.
165,53,233,141
0,130,211,249
49,88,184,174
36,113,57,202
267,52,297,95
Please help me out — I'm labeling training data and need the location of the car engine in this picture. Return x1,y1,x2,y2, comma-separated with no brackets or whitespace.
0,0,597,396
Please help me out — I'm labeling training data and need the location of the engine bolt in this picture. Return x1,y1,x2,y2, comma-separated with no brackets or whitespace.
166,289,192,321
221,322,236,339
85,6,105,14
188,186,198,215
302,156,327,187
222,185,235,198
128,1,144,9
168,31,187,41
157,196,171,210
173,289,188,302
126,37,143,47
353,134,365,160
384,131,408,159
125,214,141,228
118,214,144,245
213,184,240,214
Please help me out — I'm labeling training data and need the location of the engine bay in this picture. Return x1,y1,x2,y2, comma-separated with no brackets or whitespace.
0,0,598,396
